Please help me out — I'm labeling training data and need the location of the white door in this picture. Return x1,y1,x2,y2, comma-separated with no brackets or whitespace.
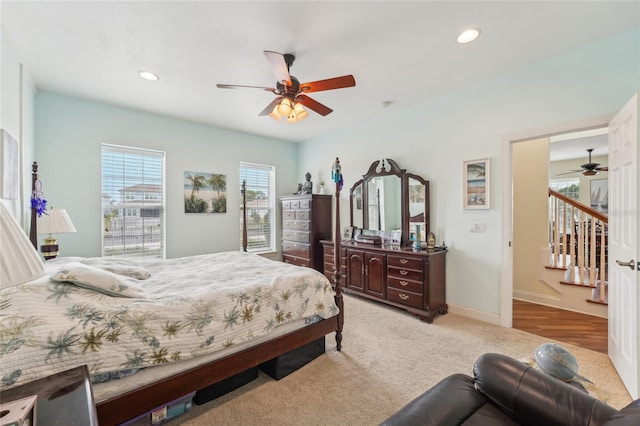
608,93,639,399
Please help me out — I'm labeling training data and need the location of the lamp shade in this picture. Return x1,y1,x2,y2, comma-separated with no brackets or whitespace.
0,202,45,288
38,208,77,235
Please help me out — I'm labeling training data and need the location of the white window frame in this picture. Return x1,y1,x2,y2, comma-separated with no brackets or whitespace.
240,162,276,253
101,144,166,258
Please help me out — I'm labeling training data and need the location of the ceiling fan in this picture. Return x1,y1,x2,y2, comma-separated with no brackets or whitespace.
216,51,356,123
557,148,608,176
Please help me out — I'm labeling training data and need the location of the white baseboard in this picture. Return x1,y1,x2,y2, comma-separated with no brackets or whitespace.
513,290,561,308
447,303,501,325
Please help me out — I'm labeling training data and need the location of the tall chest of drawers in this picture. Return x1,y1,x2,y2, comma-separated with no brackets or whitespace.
280,194,332,273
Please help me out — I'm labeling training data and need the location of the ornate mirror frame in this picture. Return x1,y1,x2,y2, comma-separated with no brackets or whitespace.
349,159,430,246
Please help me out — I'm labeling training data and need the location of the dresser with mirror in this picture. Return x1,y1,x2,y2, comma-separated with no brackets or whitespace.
321,158,447,323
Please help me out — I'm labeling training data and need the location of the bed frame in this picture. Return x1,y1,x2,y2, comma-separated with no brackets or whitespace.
28,161,344,425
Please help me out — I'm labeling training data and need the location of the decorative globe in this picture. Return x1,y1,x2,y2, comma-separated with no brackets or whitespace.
534,343,579,381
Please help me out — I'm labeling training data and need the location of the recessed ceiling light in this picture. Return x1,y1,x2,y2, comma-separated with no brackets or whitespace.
457,28,480,44
138,71,159,81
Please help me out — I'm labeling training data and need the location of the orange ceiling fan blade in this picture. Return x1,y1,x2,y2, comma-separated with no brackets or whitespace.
296,95,333,116
264,51,292,86
300,75,356,93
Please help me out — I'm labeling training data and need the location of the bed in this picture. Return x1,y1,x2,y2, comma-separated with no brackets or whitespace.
1,161,345,425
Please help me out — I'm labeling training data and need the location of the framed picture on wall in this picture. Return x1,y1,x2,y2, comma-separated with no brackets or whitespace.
463,158,490,209
1,129,19,200
590,178,608,214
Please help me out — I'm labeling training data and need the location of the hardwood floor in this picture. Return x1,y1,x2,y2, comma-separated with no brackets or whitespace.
512,299,608,354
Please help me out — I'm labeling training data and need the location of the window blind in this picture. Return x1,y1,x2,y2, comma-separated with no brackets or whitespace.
102,144,165,258
240,162,275,252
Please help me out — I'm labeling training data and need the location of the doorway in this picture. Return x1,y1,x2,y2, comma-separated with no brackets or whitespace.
509,126,609,353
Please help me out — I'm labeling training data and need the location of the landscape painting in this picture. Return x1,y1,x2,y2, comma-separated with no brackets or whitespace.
463,158,490,209
184,171,227,213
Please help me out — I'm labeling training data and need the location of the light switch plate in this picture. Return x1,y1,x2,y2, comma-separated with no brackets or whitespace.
468,221,485,233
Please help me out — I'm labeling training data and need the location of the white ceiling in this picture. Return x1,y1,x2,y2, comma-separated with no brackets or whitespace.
2,1,638,145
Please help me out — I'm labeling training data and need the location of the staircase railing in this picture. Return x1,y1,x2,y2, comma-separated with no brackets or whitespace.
548,188,608,302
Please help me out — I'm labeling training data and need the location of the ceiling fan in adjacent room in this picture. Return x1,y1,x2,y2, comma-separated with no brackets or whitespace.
216,51,356,123
557,148,608,176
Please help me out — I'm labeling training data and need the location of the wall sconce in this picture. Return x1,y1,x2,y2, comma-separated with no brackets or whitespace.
38,208,77,259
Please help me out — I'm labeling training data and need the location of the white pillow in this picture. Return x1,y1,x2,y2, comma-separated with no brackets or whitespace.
85,262,151,280
50,262,145,298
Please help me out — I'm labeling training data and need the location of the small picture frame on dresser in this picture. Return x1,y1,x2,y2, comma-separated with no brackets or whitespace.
342,226,355,242
391,230,402,245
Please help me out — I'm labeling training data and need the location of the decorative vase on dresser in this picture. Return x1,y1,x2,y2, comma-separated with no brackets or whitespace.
280,194,332,273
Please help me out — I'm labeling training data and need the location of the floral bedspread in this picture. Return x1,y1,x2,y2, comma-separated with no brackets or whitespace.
0,252,338,390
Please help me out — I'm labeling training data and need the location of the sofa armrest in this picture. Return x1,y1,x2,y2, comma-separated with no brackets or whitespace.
380,374,488,426
474,353,617,426
604,399,640,425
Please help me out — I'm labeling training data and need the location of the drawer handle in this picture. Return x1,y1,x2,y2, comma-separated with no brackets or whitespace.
400,270,408,276
399,280,408,286
369,257,379,263
400,259,408,264
399,293,409,300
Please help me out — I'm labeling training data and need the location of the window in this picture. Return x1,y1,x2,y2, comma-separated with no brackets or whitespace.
102,144,165,258
550,178,580,200
240,162,275,252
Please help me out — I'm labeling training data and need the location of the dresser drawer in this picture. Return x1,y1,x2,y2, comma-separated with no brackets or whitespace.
387,287,423,309
299,198,311,209
283,254,311,268
295,210,310,220
387,276,423,294
283,220,310,231
283,210,295,220
387,255,422,270
282,200,291,210
282,241,310,258
283,230,310,244
387,265,423,282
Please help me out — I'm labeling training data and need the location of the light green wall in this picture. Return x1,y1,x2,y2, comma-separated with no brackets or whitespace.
35,93,298,258
298,26,640,317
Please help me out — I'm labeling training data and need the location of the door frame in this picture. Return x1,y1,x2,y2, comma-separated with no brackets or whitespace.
499,113,613,327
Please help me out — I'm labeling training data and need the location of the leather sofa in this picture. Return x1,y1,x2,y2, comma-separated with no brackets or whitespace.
381,353,640,426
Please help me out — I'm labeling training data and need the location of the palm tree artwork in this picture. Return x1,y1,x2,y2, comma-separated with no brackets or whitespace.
464,159,490,209
184,171,227,213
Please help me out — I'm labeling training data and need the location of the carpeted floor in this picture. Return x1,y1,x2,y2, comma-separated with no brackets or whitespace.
169,294,632,425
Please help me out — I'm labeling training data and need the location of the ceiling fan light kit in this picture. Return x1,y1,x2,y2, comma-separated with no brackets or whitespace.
217,50,356,124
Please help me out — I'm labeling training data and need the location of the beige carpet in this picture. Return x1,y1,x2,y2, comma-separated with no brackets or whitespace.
169,294,632,425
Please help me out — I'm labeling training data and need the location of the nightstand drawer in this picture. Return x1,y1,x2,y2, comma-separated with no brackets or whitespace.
387,266,423,282
387,287,422,309
387,255,422,270
387,276,423,294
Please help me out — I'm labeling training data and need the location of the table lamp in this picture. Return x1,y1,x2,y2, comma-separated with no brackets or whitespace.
0,202,45,287
38,208,77,259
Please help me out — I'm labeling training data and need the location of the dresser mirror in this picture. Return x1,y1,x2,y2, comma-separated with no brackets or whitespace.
349,159,429,246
